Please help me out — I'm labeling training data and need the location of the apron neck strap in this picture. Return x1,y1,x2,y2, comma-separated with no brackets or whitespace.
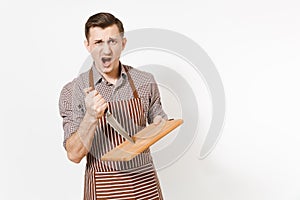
89,68,95,90
123,66,139,99
89,66,139,99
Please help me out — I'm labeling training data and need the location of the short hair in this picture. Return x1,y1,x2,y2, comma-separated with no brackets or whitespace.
85,12,124,40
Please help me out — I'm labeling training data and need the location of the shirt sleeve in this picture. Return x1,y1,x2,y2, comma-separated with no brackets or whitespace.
59,81,85,149
147,74,168,124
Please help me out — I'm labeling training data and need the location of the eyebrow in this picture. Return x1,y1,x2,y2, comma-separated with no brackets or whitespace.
108,36,118,39
94,36,119,42
94,39,103,43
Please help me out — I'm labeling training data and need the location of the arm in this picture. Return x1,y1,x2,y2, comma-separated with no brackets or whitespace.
147,74,168,124
65,113,98,163
59,85,107,164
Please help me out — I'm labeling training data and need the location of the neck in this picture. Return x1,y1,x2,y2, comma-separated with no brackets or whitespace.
101,63,121,85
103,74,118,85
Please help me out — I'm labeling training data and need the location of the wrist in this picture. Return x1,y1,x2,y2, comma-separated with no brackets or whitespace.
84,112,98,124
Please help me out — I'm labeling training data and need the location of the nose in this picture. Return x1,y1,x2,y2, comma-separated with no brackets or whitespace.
102,42,112,55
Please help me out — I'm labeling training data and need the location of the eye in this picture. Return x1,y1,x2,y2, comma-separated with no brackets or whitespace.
108,39,117,45
94,40,103,45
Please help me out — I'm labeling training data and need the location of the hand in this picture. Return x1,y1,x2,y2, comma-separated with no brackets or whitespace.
84,87,108,120
153,115,165,125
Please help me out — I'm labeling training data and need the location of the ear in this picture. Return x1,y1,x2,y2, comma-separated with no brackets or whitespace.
121,37,127,50
84,40,91,53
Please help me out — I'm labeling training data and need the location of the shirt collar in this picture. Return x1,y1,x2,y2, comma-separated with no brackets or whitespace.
91,62,127,85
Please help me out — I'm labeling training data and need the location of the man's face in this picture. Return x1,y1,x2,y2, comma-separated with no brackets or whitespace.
85,24,126,76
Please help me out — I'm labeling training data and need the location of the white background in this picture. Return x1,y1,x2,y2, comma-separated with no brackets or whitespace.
1,0,300,199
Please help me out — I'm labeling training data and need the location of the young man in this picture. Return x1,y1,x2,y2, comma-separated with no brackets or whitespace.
59,12,167,200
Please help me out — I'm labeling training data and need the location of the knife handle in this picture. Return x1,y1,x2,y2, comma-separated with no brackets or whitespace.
104,107,111,115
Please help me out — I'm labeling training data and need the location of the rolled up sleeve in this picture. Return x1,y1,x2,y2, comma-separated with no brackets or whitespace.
147,74,168,124
59,81,85,149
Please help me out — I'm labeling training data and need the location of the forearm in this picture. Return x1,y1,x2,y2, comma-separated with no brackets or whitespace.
148,80,168,123
66,113,98,163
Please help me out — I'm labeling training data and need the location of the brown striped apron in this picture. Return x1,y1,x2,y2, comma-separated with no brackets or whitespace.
84,66,164,200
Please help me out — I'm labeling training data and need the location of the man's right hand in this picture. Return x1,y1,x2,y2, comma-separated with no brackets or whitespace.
84,87,108,120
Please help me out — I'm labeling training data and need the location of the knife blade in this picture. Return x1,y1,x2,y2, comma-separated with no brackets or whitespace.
105,110,135,144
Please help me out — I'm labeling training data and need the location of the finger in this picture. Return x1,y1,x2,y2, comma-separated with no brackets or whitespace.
88,90,99,97
98,97,107,105
93,95,106,106
103,102,108,110
153,115,162,125
93,94,102,102
96,103,109,118
97,102,108,112
95,101,107,113
84,87,93,95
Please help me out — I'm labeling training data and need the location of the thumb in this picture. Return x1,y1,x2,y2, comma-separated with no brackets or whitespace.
84,87,93,96
153,115,163,125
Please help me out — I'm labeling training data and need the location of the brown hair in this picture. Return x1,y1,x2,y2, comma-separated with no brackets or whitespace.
85,12,124,40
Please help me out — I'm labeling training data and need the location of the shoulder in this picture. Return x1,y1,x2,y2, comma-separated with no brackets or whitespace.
60,81,74,101
124,65,155,84
59,69,90,101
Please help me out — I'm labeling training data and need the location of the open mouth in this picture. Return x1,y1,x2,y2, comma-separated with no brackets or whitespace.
102,57,112,64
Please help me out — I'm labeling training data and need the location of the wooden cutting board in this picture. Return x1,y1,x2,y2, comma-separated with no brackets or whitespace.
101,119,183,161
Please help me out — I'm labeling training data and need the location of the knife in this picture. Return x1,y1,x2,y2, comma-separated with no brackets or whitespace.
105,109,135,144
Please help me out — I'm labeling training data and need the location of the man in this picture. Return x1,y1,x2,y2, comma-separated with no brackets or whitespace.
59,12,167,200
